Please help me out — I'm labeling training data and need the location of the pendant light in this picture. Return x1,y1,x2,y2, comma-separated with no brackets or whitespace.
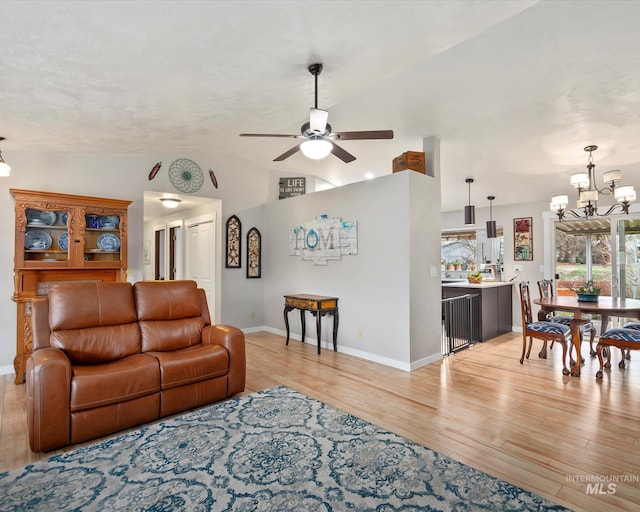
486,195,497,238
464,178,475,225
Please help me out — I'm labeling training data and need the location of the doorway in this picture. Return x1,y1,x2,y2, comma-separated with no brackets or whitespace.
553,216,640,299
615,217,640,299
144,191,222,322
554,219,612,295
154,228,165,280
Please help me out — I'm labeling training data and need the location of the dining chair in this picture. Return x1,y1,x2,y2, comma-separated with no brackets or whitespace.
519,281,571,375
595,326,640,379
537,279,595,361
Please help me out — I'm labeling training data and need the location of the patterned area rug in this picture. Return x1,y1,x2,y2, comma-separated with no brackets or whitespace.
1,386,570,511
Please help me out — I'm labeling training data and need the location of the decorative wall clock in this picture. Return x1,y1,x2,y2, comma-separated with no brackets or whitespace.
168,158,204,193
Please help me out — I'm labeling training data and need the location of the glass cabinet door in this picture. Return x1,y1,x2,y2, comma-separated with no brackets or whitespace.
23,207,70,264
82,212,122,264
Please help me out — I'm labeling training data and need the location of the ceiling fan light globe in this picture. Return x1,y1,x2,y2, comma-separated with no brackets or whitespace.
301,139,332,160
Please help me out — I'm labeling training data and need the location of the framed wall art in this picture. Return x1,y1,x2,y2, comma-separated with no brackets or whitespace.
143,240,151,265
247,227,261,279
225,215,241,268
514,217,533,261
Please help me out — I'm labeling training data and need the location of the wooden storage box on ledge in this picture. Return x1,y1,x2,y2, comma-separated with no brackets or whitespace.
392,151,426,174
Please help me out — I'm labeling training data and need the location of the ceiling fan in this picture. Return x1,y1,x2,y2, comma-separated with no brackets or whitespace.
240,63,394,163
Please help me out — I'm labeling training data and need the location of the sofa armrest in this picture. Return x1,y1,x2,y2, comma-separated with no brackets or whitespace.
202,325,245,396
26,348,72,452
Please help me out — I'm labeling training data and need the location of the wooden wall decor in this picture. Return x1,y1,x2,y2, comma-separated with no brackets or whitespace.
225,215,241,268
247,227,261,279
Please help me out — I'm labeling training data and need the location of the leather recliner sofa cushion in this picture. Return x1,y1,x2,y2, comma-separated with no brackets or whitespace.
149,344,229,390
134,280,206,352
49,281,141,364
70,353,160,412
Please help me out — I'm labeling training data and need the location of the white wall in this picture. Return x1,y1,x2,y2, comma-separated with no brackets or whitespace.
261,170,442,370
0,151,270,371
221,203,265,329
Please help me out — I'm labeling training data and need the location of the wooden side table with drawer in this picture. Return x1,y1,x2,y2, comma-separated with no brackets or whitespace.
283,294,339,354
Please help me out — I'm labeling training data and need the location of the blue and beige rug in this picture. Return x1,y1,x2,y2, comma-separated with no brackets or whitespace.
1,386,569,511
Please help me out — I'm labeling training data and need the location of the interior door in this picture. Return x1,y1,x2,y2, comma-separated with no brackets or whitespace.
186,214,216,322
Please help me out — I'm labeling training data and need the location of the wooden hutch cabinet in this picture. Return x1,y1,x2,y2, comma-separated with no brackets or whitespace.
10,189,131,384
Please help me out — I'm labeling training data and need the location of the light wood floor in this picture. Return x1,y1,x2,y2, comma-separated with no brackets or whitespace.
2,330,640,512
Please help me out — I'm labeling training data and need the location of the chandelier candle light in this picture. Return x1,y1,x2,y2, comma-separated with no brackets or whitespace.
550,145,636,221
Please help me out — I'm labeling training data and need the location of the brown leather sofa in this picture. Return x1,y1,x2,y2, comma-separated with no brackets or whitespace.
26,280,245,453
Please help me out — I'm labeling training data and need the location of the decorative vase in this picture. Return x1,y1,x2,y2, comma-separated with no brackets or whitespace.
577,293,599,302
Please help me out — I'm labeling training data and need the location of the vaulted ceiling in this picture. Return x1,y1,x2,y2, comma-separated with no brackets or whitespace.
2,1,639,213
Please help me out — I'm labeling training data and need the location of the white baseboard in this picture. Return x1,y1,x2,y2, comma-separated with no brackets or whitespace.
248,326,441,372
0,365,15,376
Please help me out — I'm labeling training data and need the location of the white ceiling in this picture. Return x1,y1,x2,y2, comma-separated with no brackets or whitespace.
2,0,640,213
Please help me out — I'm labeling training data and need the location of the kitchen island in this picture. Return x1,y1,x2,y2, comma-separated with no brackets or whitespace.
442,281,513,341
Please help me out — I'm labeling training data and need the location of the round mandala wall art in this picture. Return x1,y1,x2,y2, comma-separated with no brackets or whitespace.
168,158,204,193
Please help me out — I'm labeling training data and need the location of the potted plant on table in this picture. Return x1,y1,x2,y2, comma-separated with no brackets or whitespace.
576,280,601,302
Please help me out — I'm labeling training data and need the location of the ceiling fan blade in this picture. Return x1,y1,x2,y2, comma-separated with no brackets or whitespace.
309,108,328,134
240,133,299,138
330,142,356,163
274,144,302,161
334,130,394,140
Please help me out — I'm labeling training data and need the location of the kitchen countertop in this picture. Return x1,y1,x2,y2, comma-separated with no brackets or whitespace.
442,281,514,288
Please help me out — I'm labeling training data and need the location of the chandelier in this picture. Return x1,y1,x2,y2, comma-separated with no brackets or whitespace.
550,145,636,221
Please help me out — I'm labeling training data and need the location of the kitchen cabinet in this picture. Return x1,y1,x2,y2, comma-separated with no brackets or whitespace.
442,283,513,342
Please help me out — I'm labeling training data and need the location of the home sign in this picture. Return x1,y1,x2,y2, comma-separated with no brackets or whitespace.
289,214,358,266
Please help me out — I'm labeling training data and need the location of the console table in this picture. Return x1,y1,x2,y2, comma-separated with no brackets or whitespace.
283,294,339,354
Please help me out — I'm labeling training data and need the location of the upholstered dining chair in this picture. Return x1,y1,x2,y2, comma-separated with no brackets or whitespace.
537,279,596,359
595,326,640,379
519,281,571,375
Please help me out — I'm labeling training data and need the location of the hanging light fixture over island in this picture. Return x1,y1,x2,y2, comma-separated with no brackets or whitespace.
550,145,635,221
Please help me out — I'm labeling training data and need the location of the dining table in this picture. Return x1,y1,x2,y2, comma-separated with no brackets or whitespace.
534,295,640,376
